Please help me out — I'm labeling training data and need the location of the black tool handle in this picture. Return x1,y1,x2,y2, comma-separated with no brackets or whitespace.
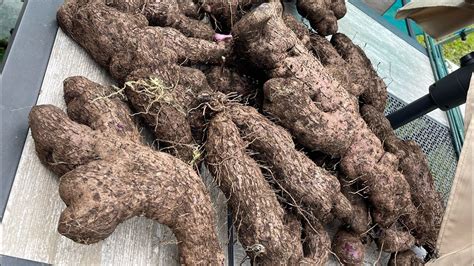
387,52,474,129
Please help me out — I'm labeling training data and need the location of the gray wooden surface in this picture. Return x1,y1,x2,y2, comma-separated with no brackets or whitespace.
1,2,437,265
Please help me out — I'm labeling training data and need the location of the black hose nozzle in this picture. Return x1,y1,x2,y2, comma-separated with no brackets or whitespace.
387,52,474,129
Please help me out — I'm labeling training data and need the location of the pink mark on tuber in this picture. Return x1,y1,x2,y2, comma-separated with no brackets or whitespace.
213,33,232,42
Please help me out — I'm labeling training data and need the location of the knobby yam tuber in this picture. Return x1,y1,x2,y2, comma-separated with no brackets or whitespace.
362,104,444,253
332,229,366,265
37,0,445,263
58,1,229,161
205,112,302,264
29,76,224,265
296,0,346,36
59,0,215,40
234,1,415,230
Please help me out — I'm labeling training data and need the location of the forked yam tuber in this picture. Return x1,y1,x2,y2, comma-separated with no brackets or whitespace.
58,1,229,161
362,104,444,253
234,1,416,229
29,76,224,265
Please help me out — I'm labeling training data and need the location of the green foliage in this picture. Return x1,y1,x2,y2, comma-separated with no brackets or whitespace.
415,30,473,65
416,34,426,47
441,32,474,64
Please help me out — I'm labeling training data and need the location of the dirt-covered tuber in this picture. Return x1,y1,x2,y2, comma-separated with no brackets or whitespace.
332,229,366,265
29,76,224,265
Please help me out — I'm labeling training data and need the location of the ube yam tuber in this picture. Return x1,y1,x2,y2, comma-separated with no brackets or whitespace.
362,104,444,253
205,112,302,264
58,1,229,161
227,104,353,222
29,76,224,265
234,1,416,231
332,229,366,265
39,0,446,263
296,0,346,36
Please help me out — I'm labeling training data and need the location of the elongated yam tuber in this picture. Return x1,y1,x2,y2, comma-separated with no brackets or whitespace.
58,1,230,161
29,77,224,265
296,0,346,36
205,112,301,264
59,0,214,40
332,229,366,265
234,2,416,228
227,104,352,222
339,181,372,235
331,33,387,112
361,104,444,253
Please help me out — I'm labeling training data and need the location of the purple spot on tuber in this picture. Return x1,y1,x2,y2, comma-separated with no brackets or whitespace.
213,33,232,42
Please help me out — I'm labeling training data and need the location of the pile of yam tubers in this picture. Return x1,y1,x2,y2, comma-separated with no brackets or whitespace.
30,0,444,264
